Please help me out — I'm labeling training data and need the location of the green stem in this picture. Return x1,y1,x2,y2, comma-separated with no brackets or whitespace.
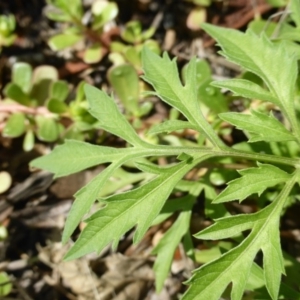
148,145,300,167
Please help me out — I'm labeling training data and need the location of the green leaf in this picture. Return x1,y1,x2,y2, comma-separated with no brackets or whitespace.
142,48,225,148
203,180,229,219
201,23,299,138
4,83,31,106
214,163,291,203
48,0,83,20
23,129,35,152
265,0,287,7
83,43,103,64
211,79,279,105
32,65,58,84
107,64,140,116
121,21,142,43
35,116,60,142
47,98,68,113
92,1,118,30
151,194,196,226
0,272,12,296
85,84,146,147
0,171,12,194
152,206,192,292
3,113,26,137
148,120,197,135
291,0,300,27
184,174,297,300
141,27,156,41
45,10,73,22
50,80,69,102
48,33,82,51
64,161,197,260
123,46,141,68
62,164,119,243
30,140,129,178
31,66,58,104
219,110,296,142
12,62,32,94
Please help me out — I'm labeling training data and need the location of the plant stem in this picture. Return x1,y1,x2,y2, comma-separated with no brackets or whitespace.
149,145,300,168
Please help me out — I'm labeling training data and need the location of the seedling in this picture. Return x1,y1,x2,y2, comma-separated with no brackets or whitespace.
1,63,97,150
110,20,160,71
46,0,118,63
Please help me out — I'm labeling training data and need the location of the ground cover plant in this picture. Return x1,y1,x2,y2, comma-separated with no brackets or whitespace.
1,63,98,151
30,18,300,300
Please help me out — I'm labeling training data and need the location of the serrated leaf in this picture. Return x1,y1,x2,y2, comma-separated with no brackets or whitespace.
62,163,119,243
211,79,279,105
85,84,146,147
64,161,198,260
201,23,299,137
64,164,151,243
214,163,291,203
184,175,297,300
219,110,295,142
152,206,192,292
148,120,197,135
107,64,140,116
30,140,136,178
142,48,224,148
